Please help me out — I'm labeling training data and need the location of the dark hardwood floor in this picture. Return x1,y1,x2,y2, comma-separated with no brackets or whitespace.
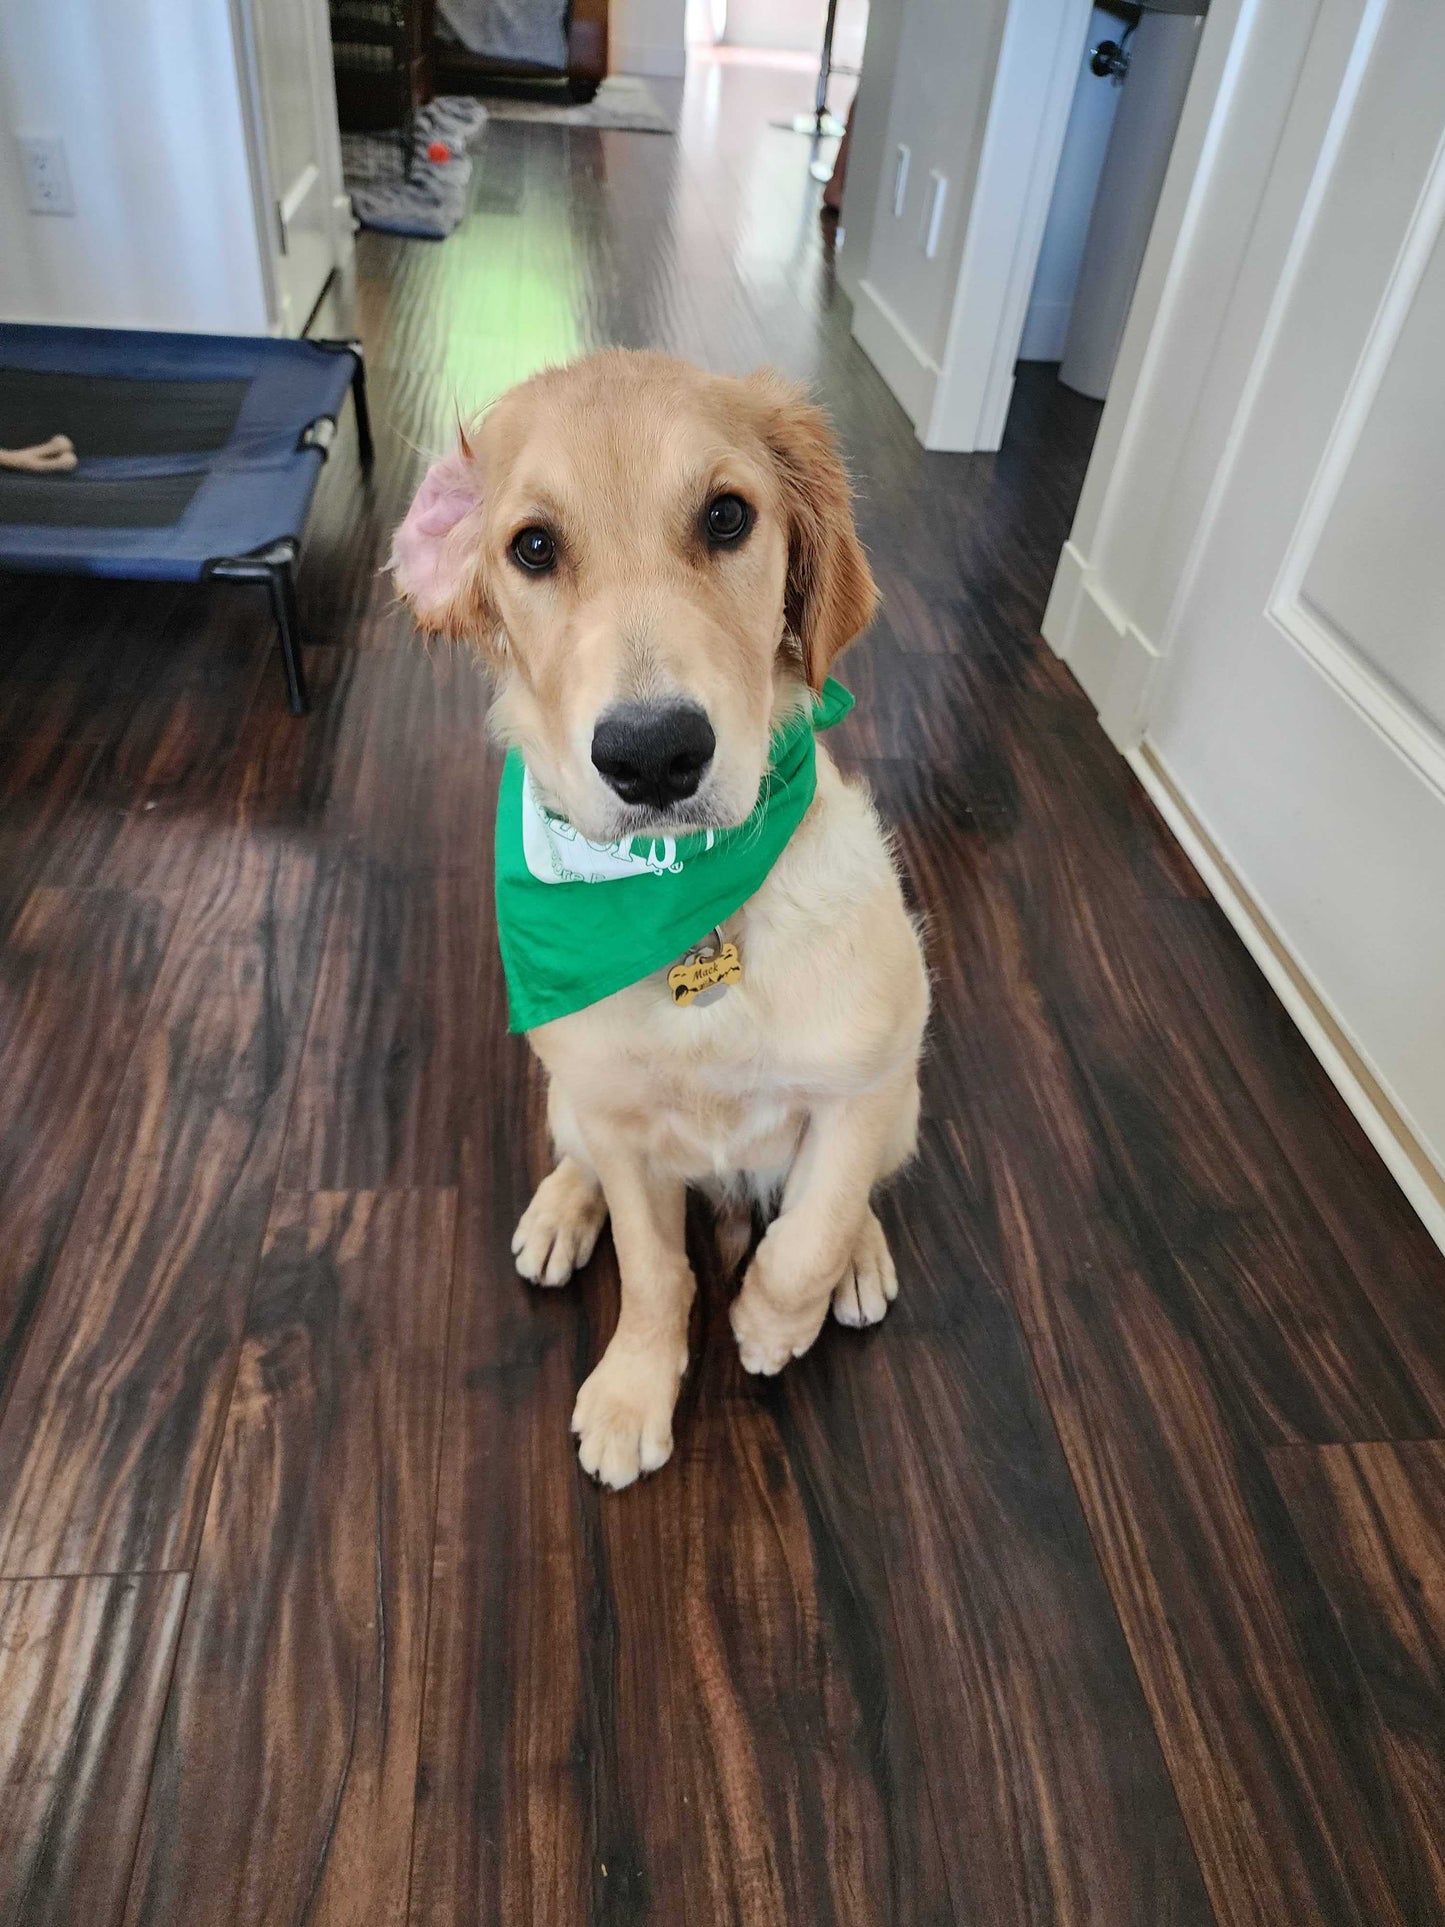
2,51,1444,1927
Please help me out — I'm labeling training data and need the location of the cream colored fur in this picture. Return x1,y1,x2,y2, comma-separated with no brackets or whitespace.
392,351,928,1488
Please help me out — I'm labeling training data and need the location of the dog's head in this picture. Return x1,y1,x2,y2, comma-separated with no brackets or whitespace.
391,350,875,841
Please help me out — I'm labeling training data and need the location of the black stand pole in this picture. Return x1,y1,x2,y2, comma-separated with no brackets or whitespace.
774,0,850,142
812,0,841,139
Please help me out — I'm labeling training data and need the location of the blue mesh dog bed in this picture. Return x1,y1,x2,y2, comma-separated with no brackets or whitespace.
0,325,373,713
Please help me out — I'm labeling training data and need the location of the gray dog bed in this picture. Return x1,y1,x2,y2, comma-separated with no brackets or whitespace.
343,97,489,240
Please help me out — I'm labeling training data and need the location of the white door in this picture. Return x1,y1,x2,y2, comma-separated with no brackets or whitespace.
240,0,349,334
1143,0,1445,1204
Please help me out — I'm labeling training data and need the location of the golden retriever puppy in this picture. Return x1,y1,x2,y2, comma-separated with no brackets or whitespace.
393,350,927,1488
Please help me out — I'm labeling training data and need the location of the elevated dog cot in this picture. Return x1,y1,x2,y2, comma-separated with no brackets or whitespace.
0,324,373,714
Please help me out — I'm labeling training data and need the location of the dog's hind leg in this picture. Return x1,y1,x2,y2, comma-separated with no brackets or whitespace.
830,1207,898,1328
513,1155,608,1286
714,1190,755,1276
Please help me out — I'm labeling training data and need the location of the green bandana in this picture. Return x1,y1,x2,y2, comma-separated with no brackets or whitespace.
495,679,854,1032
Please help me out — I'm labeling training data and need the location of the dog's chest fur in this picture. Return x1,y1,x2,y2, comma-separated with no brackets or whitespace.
529,756,928,1184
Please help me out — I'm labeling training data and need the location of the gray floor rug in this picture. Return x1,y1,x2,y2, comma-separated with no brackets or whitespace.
342,97,489,239
478,75,672,134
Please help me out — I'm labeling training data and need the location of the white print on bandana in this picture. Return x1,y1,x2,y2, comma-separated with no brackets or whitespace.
521,765,715,884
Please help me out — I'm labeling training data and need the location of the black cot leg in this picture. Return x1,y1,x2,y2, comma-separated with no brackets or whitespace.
349,342,375,469
203,538,309,716
312,336,375,469
266,549,309,715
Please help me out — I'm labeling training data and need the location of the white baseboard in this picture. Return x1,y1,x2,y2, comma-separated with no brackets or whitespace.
1041,540,1159,748
1130,745,1445,1257
850,279,939,433
614,43,686,77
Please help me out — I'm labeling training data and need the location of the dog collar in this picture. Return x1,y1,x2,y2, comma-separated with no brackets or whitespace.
493,679,854,1032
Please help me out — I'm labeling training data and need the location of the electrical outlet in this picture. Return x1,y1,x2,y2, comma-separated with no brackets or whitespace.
20,137,74,216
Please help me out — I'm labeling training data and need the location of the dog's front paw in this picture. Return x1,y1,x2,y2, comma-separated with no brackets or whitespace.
572,1339,687,1490
831,1209,898,1328
730,1254,831,1377
512,1157,607,1286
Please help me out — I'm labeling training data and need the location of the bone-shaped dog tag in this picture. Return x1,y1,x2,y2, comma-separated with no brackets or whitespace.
668,940,742,1007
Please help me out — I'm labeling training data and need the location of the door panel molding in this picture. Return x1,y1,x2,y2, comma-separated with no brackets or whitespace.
1269,128,1445,803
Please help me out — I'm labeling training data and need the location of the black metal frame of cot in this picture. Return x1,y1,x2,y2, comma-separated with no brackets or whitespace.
201,337,374,717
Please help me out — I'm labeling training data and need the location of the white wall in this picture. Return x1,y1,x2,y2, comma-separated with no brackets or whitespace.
612,0,688,77
853,0,1013,378
718,0,868,65
836,0,909,307
719,0,821,53
0,0,270,333
845,0,1092,448
1020,7,1119,361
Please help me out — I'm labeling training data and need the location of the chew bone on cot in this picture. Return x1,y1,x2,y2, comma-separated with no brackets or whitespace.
0,434,76,473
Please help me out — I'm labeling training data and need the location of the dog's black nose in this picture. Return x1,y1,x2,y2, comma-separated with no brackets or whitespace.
591,702,716,810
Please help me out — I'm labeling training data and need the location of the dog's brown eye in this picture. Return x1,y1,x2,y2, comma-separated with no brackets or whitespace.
705,494,751,545
511,526,556,572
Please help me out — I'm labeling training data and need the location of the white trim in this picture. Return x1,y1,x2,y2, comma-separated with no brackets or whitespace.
228,0,283,333
1041,537,1088,654
305,0,354,270
924,0,1093,452
230,0,352,335
1130,745,1445,1257
1273,595,1445,808
1042,540,1159,749
1042,541,1121,704
850,278,939,432
279,160,319,227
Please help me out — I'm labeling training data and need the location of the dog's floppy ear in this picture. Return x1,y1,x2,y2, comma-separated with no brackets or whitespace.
752,373,877,689
390,437,499,651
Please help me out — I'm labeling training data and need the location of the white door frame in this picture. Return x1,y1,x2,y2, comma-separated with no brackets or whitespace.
1043,0,1263,745
230,0,353,336
924,0,1094,451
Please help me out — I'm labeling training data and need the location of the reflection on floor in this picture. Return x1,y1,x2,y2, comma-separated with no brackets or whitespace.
2,46,1444,1927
